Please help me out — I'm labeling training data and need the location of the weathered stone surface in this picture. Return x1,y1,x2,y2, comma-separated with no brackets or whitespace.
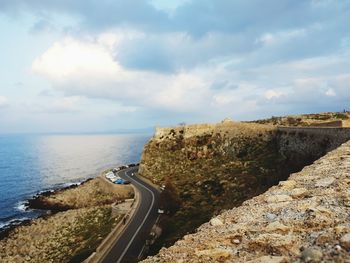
279,180,297,189
265,221,290,233
315,177,335,187
209,218,223,226
142,141,350,263
195,248,233,259
290,188,308,198
301,248,323,262
247,256,287,263
340,233,350,250
265,194,293,203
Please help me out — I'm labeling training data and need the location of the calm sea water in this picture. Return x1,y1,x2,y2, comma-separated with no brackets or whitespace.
0,133,150,229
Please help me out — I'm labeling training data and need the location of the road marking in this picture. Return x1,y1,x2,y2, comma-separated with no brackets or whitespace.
117,169,155,263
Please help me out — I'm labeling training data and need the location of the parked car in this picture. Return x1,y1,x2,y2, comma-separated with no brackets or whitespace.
123,180,131,184
114,178,125,184
106,172,115,179
110,177,120,182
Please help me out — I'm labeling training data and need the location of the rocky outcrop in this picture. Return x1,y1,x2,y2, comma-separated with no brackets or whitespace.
28,176,133,211
142,140,350,262
141,122,285,251
139,121,350,256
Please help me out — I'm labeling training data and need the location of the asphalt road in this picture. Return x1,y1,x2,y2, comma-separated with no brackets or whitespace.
100,166,160,263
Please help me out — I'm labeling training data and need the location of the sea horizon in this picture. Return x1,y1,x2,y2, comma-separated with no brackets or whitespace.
0,133,150,230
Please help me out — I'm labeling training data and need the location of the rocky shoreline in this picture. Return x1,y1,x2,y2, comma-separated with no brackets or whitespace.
0,169,134,262
26,178,93,212
0,178,93,240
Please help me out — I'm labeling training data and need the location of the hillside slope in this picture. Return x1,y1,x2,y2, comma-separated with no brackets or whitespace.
139,120,350,255
142,140,350,262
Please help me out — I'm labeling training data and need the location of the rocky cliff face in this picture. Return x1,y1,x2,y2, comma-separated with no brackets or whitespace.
142,140,350,262
139,121,350,256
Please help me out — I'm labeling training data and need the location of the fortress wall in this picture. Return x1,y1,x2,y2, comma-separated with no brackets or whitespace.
276,127,350,174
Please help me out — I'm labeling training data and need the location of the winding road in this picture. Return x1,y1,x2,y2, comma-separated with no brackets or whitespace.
100,166,160,263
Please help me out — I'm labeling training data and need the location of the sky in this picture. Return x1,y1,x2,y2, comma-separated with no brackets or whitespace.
0,0,350,133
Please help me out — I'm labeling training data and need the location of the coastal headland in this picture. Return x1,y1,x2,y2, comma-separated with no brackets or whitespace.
139,112,350,261
1,112,350,262
0,169,134,262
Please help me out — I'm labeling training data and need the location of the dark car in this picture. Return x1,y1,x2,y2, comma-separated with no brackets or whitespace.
123,180,131,184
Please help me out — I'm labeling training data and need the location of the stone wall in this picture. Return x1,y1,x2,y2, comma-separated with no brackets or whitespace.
277,127,350,171
155,124,216,140
306,120,343,127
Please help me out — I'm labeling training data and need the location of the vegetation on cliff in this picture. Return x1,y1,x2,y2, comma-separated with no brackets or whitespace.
140,122,283,252
252,112,350,127
142,140,350,262
139,120,350,256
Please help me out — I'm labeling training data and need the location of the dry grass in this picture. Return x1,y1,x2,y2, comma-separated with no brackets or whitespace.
252,112,350,127
41,176,133,209
1,174,134,262
343,120,350,127
0,206,121,263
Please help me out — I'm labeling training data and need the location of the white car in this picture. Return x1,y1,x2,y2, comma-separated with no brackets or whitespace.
110,176,121,182
106,172,115,179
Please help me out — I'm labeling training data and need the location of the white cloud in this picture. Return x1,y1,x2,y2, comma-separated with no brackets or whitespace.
257,28,306,46
0,96,8,107
150,0,191,14
31,29,350,122
32,37,123,80
264,90,283,100
50,96,83,112
31,36,214,112
325,88,336,97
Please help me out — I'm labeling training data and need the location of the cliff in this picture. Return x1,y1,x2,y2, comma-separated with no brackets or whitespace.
142,140,350,262
139,120,350,258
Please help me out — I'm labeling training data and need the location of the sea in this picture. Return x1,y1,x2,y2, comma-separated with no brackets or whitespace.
0,133,150,231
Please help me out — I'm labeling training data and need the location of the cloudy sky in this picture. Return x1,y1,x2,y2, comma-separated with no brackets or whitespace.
0,0,350,133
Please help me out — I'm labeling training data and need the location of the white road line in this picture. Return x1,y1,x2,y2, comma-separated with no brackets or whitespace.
137,244,146,259
116,169,155,263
